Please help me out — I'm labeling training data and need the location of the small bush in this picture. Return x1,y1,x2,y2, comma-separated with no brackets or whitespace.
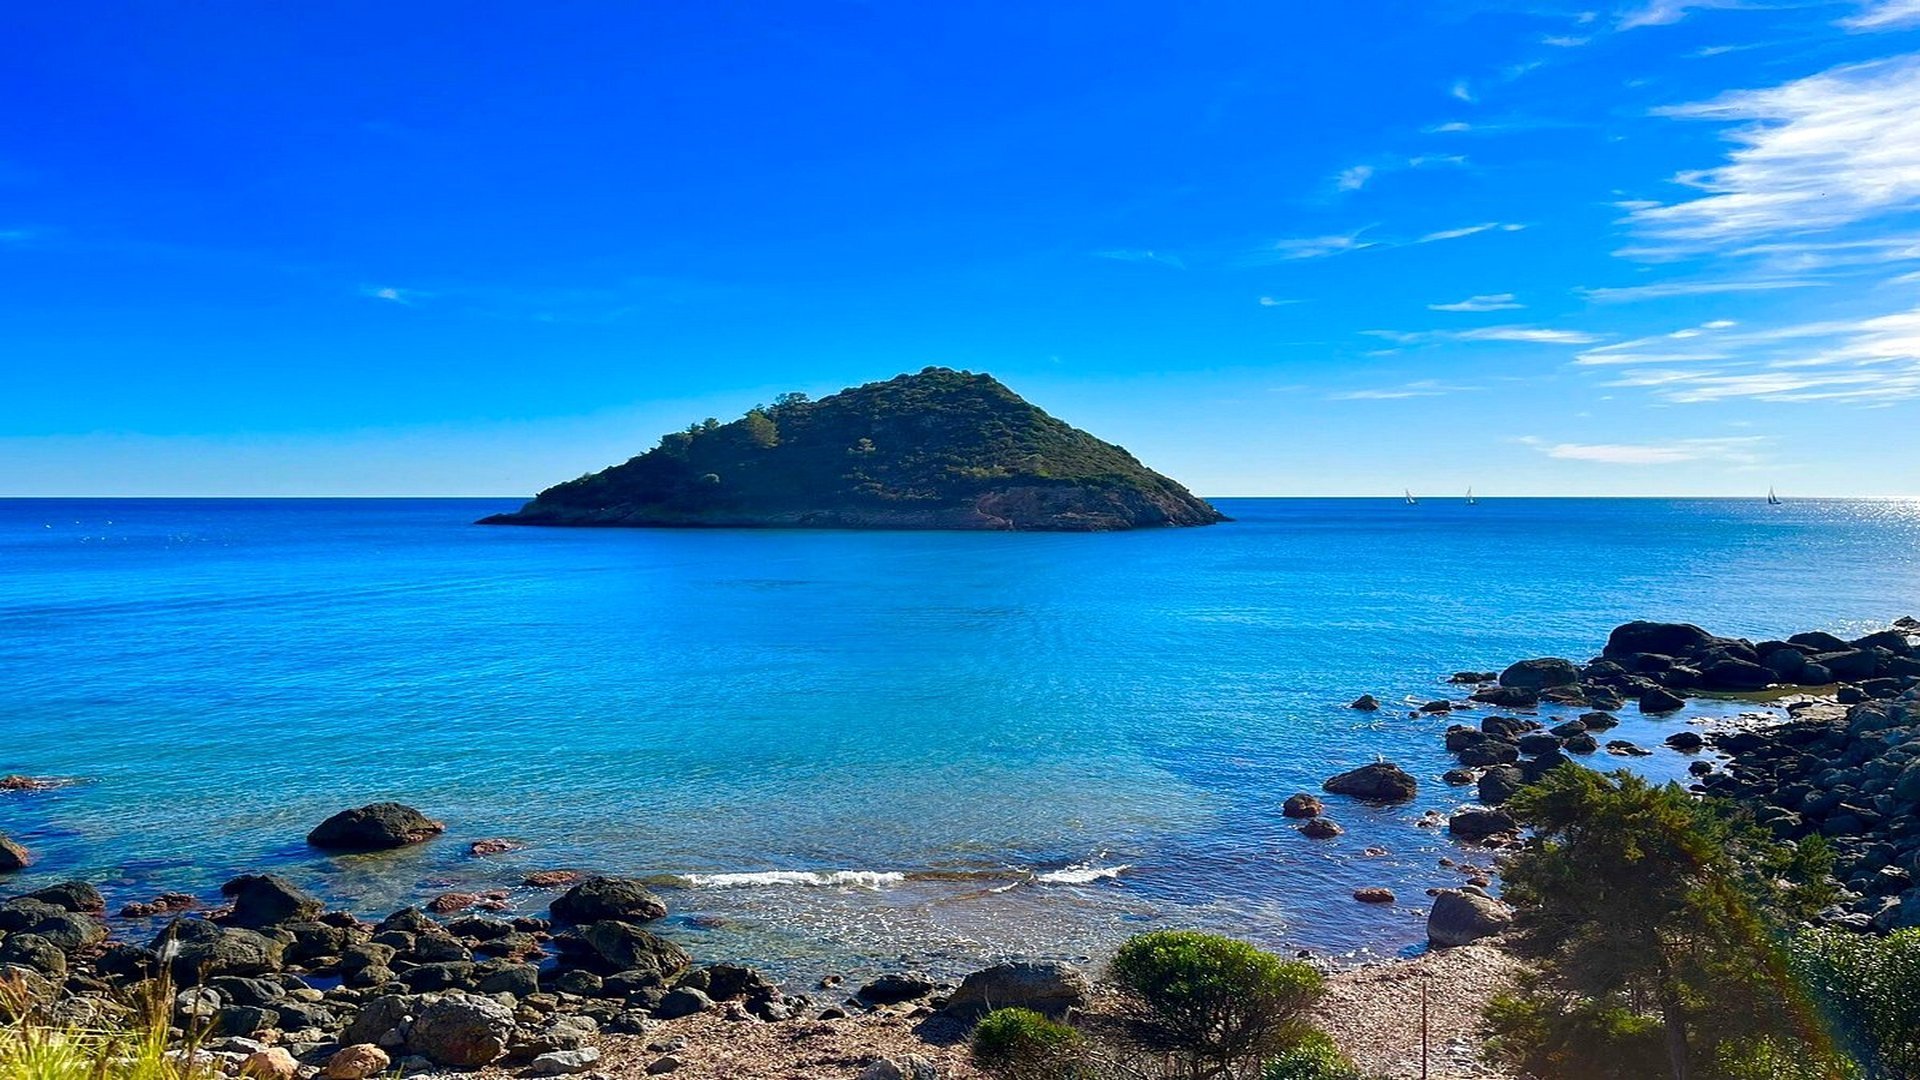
1262,1030,1363,1080
1111,930,1324,1078
971,1007,1085,1078
1787,927,1920,1078
1482,991,1668,1080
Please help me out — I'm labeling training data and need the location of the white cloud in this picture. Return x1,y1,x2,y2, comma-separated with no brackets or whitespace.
1518,434,1769,464
1427,121,1473,133
1257,296,1303,307
1329,379,1479,400
1618,0,1757,30
1450,80,1475,102
1577,278,1817,301
1628,56,1920,249
1095,249,1186,269
1840,0,1920,29
1365,324,1602,345
1430,292,1525,312
1544,34,1591,46
1266,232,1378,260
362,285,422,305
1336,165,1375,192
1573,303,1920,403
1419,222,1524,243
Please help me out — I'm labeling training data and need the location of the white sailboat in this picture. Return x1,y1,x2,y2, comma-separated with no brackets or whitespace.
1767,487,1782,506
1466,487,1476,505
1404,489,1417,505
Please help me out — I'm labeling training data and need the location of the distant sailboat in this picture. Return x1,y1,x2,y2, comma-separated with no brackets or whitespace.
1767,487,1782,506
1405,489,1417,505
1466,487,1476,505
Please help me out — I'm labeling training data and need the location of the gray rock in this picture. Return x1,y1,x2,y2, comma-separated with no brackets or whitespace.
653,987,712,1020
406,992,516,1067
550,878,668,925
1322,762,1418,803
941,960,1090,1019
1427,889,1514,947
1499,657,1580,690
1448,808,1519,840
1639,687,1686,714
220,874,323,928
855,973,935,1005
307,803,445,852
530,1049,603,1075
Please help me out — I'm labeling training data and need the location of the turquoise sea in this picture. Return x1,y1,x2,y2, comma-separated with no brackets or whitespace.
3,497,1918,979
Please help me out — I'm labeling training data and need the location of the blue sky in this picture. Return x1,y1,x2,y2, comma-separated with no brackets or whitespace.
5,1,1919,496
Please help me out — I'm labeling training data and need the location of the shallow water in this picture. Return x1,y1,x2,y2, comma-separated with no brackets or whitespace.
2,497,1916,978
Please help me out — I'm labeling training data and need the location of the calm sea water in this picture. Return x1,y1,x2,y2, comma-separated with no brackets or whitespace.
3,498,1918,979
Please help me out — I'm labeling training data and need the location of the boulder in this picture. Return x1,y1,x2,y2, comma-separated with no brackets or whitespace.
1477,765,1524,806
550,877,668,925
1281,793,1324,818
1852,630,1913,655
1300,817,1344,838
653,987,713,1019
323,1045,390,1080
557,920,690,980
0,934,66,978
1665,731,1706,752
1322,762,1418,803
1639,687,1686,714
1565,732,1598,754
857,973,935,1005
1605,622,1717,659
1699,659,1774,691
1517,733,1562,756
0,835,31,872
1471,686,1540,708
1458,740,1520,767
1348,694,1380,711
530,1049,603,1076
1353,887,1395,904
1818,650,1879,681
25,910,107,953
220,874,322,928
1449,808,1519,840
307,803,444,852
1499,658,1579,691
240,1047,300,1080
24,881,105,913
406,993,516,1067
941,960,1090,1019
1427,889,1513,947
1789,631,1851,653
157,923,286,984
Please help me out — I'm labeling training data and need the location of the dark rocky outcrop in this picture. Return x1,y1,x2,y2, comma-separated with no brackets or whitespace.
307,803,445,852
1281,793,1324,818
549,877,668,925
220,874,323,928
1322,762,1418,803
480,368,1226,532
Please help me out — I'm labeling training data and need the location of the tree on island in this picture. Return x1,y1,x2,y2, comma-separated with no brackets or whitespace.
1487,768,1846,1080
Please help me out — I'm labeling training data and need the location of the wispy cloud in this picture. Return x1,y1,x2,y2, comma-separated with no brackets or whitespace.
1263,232,1379,260
1430,292,1525,312
1627,55,1920,250
361,285,424,305
1095,249,1186,269
1329,379,1480,400
1450,80,1475,102
1518,434,1770,464
1426,121,1473,134
1257,296,1303,307
1577,278,1817,301
1840,0,1920,29
1335,165,1375,192
1419,222,1524,243
1572,304,1920,403
1617,0,1763,30
1366,324,1603,345
1543,34,1591,46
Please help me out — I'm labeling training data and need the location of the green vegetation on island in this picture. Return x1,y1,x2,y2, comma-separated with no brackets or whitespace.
481,368,1225,531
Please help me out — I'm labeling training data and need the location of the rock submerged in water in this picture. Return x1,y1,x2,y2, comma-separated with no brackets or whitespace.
1322,762,1418,803
307,803,445,852
1499,657,1579,691
0,834,31,872
219,874,322,928
1349,694,1381,711
1281,793,1324,818
549,876,668,925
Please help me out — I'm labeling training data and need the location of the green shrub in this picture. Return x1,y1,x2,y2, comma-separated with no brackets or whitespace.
1482,990,1668,1080
1787,927,1920,1078
1111,930,1323,1078
970,1007,1085,1078
1262,1030,1362,1080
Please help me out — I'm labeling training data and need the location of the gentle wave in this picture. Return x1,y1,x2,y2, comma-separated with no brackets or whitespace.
677,870,908,889
1035,863,1131,885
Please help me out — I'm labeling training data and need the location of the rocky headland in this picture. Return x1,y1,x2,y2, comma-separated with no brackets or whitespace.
479,368,1225,532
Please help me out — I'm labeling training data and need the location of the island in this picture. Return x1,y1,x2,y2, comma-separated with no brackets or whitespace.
479,367,1227,531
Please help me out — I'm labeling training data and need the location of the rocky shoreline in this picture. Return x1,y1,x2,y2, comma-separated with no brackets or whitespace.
7,616,1918,1078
